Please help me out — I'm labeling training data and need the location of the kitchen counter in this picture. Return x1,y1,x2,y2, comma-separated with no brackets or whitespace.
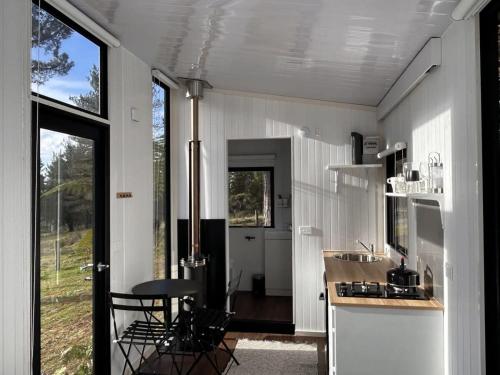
323,251,444,311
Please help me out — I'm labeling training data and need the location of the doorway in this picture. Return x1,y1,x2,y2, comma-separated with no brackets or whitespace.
33,104,110,374
227,138,294,333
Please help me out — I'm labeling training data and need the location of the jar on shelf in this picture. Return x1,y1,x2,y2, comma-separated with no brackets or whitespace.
428,152,443,193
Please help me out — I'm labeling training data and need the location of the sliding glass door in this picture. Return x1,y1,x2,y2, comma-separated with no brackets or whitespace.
34,104,109,374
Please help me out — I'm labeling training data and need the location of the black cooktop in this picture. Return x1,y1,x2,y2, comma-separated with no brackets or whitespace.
335,281,430,300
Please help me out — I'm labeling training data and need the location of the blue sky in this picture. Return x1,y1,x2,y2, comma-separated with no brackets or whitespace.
33,6,100,166
32,11,100,108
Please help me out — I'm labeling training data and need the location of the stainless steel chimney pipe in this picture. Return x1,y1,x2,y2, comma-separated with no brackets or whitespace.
179,78,212,269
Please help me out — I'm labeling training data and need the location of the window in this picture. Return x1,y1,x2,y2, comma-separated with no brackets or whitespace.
228,167,274,227
386,150,408,256
31,0,107,116
152,80,170,279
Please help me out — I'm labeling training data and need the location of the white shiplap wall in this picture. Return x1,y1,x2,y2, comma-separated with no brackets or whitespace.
0,0,31,374
174,90,380,331
108,47,154,374
379,19,484,375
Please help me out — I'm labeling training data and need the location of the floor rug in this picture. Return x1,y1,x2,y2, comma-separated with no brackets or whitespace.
225,339,317,375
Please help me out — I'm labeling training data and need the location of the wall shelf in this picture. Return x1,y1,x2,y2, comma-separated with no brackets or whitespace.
386,192,445,228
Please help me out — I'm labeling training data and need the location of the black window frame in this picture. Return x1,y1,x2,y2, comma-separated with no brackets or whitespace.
152,79,172,280
228,166,275,228
31,0,109,119
31,102,111,375
385,149,408,257
480,2,500,374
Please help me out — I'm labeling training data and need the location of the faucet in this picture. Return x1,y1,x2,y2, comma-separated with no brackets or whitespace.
357,239,374,255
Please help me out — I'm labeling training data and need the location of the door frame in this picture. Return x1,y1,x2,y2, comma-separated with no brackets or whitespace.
224,137,295,334
480,2,500,374
32,102,110,374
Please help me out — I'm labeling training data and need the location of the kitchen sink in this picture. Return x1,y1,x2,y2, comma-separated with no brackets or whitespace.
334,253,381,263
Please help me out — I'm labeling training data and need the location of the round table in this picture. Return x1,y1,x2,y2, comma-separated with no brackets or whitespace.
132,279,202,299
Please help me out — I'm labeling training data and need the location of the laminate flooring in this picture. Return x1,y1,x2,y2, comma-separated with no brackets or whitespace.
232,292,292,322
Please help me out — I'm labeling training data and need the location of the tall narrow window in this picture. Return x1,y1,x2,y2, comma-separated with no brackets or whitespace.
31,0,107,116
152,80,170,279
386,149,408,256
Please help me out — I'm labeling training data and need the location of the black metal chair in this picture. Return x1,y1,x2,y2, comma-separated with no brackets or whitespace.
109,292,181,375
183,270,243,373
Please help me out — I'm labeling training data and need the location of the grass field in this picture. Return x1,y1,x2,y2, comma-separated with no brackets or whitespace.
40,227,166,374
40,229,93,375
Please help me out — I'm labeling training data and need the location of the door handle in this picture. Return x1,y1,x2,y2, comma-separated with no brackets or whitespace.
97,262,110,272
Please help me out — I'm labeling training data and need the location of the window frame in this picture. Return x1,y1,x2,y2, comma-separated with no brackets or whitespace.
228,166,275,228
152,79,171,280
31,0,109,119
385,149,408,257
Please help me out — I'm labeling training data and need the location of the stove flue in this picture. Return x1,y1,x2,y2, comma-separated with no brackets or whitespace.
178,78,212,306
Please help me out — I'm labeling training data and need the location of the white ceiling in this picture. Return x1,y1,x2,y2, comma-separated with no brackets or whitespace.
70,0,458,106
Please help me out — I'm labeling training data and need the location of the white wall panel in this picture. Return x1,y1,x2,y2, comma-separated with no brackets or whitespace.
379,19,484,375
108,47,154,374
0,0,31,373
175,90,379,331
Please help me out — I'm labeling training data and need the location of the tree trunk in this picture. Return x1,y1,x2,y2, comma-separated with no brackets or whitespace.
263,172,271,226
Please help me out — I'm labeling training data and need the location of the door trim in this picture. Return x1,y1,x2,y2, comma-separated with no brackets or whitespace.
480,2,500,374
31,102,110,374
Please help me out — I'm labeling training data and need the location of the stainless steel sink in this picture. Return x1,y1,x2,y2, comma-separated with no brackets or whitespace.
334,253,381,263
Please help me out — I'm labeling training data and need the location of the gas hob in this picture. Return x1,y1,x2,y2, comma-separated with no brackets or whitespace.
335,281,429,300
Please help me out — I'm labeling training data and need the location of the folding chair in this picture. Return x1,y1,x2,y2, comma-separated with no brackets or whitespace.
109,292,181,375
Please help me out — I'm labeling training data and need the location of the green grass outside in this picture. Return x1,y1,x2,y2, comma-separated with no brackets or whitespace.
40,228,166,374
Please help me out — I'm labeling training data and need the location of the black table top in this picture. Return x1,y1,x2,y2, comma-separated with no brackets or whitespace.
132,279,202,299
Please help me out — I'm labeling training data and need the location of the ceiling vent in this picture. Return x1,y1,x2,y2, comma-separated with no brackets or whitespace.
377,38,441,121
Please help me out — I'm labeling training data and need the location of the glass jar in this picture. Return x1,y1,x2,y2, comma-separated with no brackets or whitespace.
428,152,443,193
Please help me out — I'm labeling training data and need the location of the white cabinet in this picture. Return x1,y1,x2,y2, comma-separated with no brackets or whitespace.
327,303,443,375
264,231,292,296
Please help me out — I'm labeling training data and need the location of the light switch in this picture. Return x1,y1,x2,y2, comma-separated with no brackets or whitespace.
131,107,140,122
299,226,313,235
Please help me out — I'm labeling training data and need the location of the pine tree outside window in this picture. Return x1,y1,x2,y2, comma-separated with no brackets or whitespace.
228,167,274,228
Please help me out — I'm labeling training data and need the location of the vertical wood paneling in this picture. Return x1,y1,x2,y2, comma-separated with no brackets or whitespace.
0,0,31,373
175,91,378,331
379,19,483,375
108,47,155,374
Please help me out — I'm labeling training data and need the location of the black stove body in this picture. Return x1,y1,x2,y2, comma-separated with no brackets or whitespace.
335,281,430,300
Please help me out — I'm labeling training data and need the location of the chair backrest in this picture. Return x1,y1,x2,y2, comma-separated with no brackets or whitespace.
225,270,242,311
108,292,170,340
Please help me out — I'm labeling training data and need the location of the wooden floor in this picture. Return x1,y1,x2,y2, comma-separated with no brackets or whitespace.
233,292,293,322
139,332,326,374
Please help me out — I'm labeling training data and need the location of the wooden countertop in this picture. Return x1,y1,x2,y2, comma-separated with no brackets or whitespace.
323,251,444,311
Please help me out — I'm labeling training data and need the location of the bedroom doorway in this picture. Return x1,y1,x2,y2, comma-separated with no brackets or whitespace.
227,138,294,333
